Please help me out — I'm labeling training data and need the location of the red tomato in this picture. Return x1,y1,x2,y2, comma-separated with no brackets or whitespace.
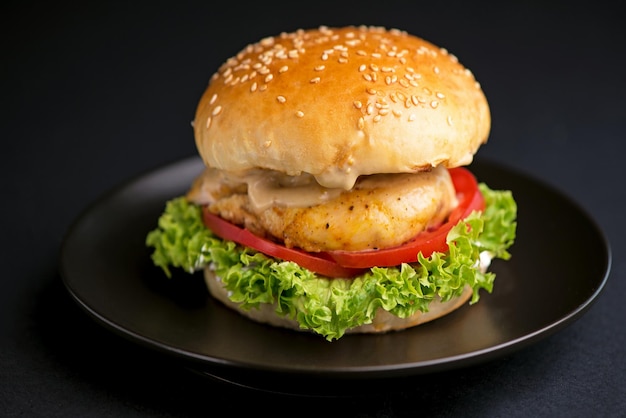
202,208,368,278
201,167,484,278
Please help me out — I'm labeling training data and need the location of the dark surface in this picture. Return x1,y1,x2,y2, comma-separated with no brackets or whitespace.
3,1,625,416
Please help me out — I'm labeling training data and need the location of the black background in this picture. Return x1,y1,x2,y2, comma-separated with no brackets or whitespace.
3,1,625,416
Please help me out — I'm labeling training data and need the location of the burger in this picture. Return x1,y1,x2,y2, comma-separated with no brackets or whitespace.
146,25,517,341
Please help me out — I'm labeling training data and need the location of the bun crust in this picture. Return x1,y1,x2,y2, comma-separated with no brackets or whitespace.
194,26,490,189
204,268,473,335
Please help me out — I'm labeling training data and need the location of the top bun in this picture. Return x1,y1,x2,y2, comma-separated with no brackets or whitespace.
193,26,490,189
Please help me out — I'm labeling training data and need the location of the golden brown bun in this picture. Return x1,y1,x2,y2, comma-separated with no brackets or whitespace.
204,267,473,335
194,26,490,189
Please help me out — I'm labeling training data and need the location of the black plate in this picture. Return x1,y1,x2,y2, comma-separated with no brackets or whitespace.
60,156,611,396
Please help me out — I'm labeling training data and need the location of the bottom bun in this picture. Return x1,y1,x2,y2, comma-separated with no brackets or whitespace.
204,268,473,335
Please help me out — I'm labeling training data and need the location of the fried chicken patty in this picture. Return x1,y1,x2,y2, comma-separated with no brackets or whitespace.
186,165,457,252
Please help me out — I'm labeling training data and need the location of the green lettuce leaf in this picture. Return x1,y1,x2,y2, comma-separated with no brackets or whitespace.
146,183,517,341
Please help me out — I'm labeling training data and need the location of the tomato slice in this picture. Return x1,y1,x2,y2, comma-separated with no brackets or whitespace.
201,167,484,278
202,208,368,278
325,167,484,268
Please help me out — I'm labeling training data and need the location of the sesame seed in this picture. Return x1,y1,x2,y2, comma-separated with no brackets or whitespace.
436,92,445,99
366,88,377,95
366,103,374,115
353,100,363,109
408,114,416,121
358,64,366,72
296,110,304,117
373,115,381,122
260,36,274,47
278,65,288,73
250,82,257,92
433,66,440,74
264,140,272,147
310,77,321,84
314,65,326,71
264,74,273,83
357,117,365,129
277,95,286,103
205,116,212,129
430,100,439,108
212,105,222,116
209,93,218,105
363,74,372,82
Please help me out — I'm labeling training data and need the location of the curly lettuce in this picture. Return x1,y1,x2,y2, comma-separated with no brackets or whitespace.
146,184,517,340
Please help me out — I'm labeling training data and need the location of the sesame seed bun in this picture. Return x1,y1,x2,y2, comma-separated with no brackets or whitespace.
193,25,490,189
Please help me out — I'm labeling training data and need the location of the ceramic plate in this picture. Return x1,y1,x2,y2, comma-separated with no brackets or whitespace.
60,156,611,396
